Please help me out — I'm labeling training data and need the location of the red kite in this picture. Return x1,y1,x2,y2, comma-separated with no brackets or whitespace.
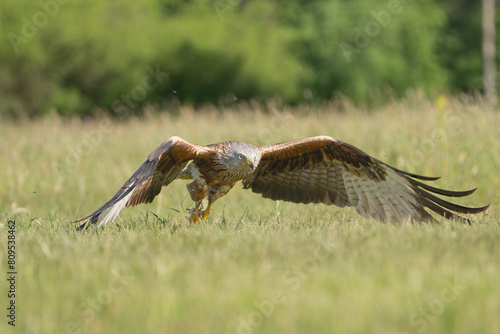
74,136,488,229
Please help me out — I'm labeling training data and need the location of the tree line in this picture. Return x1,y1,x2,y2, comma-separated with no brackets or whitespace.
0,0,493,117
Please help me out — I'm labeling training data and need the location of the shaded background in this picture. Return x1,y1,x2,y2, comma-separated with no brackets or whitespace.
0,0,496,117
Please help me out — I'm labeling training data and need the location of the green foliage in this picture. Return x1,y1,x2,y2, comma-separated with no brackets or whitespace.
296,0,447,102
437,0,483,93
0,0,496,117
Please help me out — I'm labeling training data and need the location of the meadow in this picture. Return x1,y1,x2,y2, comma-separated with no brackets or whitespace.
1,95,499,334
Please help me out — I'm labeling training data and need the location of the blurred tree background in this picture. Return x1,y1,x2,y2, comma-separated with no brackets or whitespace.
0,0,496,117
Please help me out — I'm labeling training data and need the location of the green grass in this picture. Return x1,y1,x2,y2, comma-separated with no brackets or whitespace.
1,96,500,334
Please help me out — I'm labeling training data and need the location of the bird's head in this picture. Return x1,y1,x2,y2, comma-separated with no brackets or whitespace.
222,142,262,177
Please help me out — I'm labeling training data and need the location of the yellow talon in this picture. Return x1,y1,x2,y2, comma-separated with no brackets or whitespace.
201,204,212,220
188,203,211,223
189,207,201,224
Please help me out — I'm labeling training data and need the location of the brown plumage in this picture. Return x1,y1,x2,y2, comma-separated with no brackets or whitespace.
74,136,489,230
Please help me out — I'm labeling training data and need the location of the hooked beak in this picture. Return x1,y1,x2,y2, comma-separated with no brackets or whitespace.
248,158,254,171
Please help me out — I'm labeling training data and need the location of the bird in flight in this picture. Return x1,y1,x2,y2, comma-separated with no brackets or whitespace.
74,136,488,230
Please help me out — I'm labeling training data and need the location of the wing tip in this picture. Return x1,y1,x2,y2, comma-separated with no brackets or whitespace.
72,215,97,231
401,169,441,181
75,221,90,231
394,167,488,223
475,202,490,213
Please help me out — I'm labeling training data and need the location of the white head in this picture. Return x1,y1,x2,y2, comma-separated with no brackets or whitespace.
220,141,262,178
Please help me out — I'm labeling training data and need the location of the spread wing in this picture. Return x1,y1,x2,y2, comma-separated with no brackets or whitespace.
243,136,489,223
74,136,214,230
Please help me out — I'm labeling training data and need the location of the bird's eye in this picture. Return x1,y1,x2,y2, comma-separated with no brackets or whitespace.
238,154,244,160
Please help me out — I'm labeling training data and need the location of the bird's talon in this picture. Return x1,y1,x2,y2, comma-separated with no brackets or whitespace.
189,213,200,224
188,207,201,224
199,205,211,220
200,211,209,220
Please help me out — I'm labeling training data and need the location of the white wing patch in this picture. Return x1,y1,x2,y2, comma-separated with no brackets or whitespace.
94,191,134,228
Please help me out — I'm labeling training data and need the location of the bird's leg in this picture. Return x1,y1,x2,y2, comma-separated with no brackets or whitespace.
187,177,208,224
190,210,199,224
189,201,202,224
200,204,212,220
199,184,234,221
199,187,218,221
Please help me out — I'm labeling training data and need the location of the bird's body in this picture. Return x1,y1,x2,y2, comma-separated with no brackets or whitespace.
178,141,262,222
74,136,488,230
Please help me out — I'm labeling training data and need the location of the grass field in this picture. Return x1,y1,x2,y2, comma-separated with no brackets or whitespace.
1,96,500,334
